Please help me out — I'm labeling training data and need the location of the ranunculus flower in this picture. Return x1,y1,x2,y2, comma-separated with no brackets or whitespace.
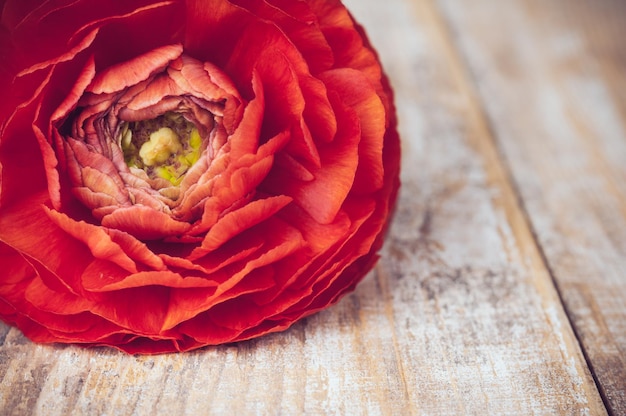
0,0,399,354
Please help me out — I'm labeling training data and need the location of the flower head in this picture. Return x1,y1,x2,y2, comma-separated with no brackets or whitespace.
0,0,400,354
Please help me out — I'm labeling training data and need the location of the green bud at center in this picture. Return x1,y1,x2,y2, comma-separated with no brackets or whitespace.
119,112,203,186
139,127,183,166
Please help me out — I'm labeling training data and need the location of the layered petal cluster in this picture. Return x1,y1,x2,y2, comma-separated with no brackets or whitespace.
0,0,400,353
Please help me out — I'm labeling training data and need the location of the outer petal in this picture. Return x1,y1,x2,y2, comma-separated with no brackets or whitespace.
197,195,293,252
184,0,254,67
319,68,386,192
264,91,360,224
45,207,166,273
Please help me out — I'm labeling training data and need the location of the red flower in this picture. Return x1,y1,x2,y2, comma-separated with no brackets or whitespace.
0,0,400,354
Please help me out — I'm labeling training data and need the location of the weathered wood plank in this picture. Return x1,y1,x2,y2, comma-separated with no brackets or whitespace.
0,0,611,414
349,0,605,413
436,0,626,413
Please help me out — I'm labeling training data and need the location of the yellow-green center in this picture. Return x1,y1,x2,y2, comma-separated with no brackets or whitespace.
120,112,202,185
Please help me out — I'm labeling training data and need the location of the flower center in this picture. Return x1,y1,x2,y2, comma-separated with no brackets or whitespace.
119,112,203,186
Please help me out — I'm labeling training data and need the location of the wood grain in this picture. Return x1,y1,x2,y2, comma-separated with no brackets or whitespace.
1,0,622,414
436,0,626,413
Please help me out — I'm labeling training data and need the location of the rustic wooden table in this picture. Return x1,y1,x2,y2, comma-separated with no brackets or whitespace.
2,0,625,414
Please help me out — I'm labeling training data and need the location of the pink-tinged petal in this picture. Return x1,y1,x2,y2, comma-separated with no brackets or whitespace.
45,207,140,274
320,68,385,193
119,97,183,123
125,73,184,111
197,195,292,252
71,188,118,213
170,55,240,103
87,44,183,94
204,60,241,99
71,96,112,138
118,171,151,189
80,166,129,204
65,138,129,195
127,188,172,212
101,205,191,240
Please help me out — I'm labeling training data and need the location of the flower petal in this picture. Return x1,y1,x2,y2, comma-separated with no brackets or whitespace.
24,278,92,316
0,191,91,295
45,207,166,274
88,44,183,94
184,0,254,66
197,195,292,252
320,68,386,192
0,241,37,286
264,91,360,224
89,285,171,335
17,29,99,77
101,205,191,239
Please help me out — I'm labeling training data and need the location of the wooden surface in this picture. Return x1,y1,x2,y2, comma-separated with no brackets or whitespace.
1,0,625,414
